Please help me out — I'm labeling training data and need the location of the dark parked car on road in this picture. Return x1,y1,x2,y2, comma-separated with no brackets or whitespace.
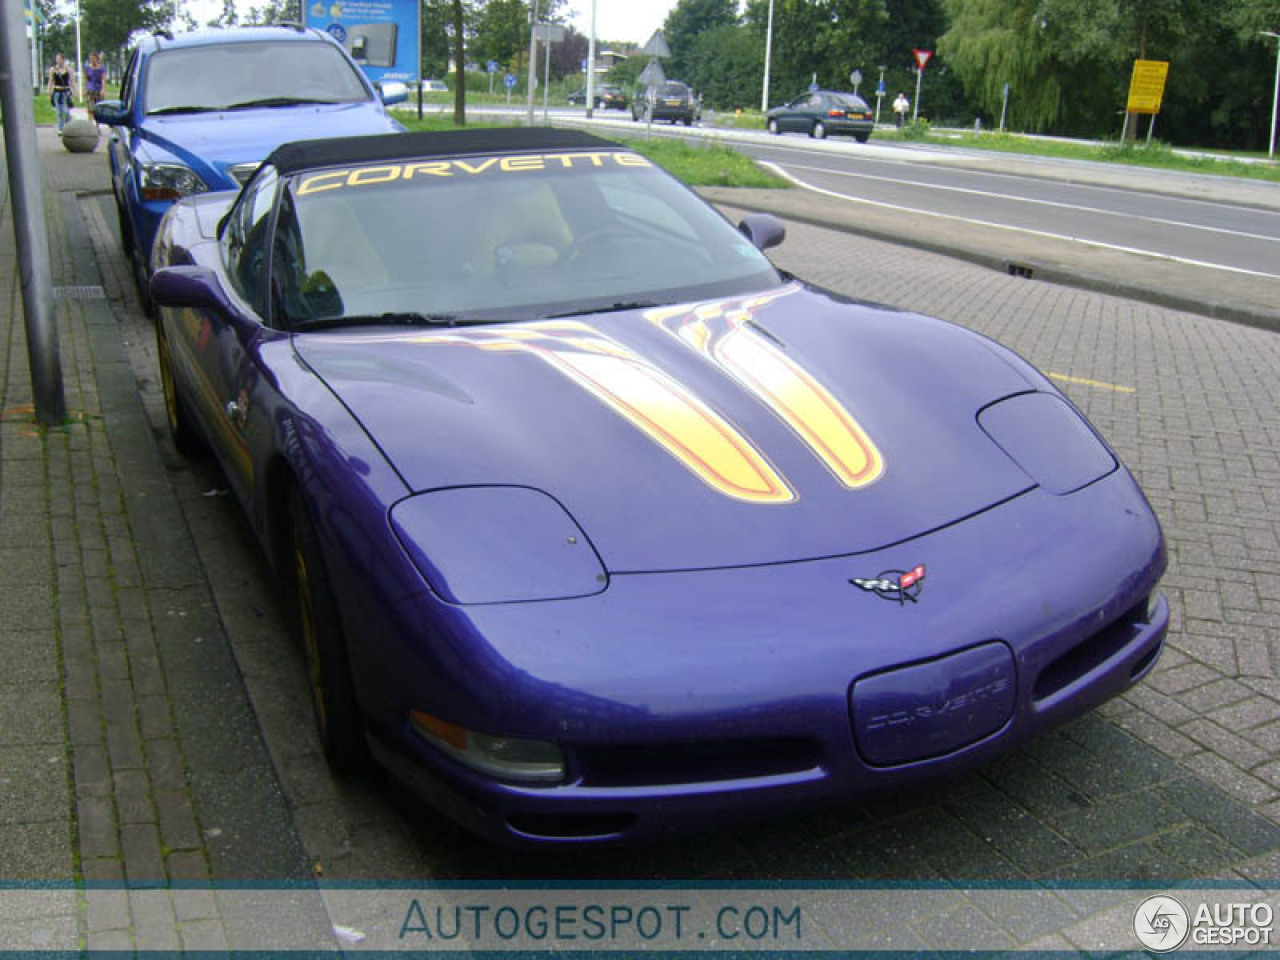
768,90,874,141
566,83,628,109
633,80,699,125
93,24,405,313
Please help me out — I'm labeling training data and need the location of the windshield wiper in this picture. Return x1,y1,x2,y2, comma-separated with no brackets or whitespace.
147,104,216,115
223,97,344,110
546,301,661,319
294,312,462,331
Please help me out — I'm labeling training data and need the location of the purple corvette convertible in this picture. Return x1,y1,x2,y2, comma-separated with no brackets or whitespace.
148,128,1168,846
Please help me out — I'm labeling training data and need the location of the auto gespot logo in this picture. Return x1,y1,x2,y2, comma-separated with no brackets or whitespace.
296,151,652,196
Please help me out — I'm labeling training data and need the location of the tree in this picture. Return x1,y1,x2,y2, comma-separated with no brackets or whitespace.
686,23,762,110
663,0,737,78
451,0,467,123
742,0,890,107
82,0,173,60
244,0,298,26
421,0,455,78
549,26,587,80
472,0,529,70
207,0,239,27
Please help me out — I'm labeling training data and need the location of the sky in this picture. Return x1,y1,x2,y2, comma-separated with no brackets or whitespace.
181,0,679,46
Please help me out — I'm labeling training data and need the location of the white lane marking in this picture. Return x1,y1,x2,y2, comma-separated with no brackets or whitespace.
748,135,1280,218
777,161,1280,245
763,162,1280,281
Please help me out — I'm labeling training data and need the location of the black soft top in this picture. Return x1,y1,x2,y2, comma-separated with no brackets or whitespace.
266,128,623,175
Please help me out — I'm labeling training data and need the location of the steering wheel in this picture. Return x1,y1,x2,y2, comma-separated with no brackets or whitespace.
557,226,632,267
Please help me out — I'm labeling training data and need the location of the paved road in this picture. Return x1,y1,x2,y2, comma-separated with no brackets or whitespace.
78,158,1280,893
738,139,1280,280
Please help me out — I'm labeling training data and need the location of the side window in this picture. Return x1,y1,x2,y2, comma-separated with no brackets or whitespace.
119,50,138,109
220,165,279,317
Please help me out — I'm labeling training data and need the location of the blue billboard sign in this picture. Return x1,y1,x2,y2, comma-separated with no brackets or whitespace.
306,0,420,84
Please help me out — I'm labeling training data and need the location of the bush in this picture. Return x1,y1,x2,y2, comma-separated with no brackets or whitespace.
899,117,932,140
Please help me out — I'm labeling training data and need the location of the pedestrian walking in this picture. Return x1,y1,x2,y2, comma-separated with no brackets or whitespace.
84,52,106,107
48,53,74,132
892,91,910,129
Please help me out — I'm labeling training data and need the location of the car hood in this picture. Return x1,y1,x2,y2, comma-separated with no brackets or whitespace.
294,284,1041,572
138,103,401,190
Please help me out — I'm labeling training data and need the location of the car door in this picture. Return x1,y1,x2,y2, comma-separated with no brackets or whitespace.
106,49,140,212
780,95,808,132
179,165,284,505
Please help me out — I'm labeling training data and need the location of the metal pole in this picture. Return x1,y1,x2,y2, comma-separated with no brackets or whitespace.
541,24,550,122
1146,113,1156,144
912,65,922,122
1264,32,1280,162
30,6,38,89
74,0,83,101
760,0,774,112
999,82,1008,132
0,0,67,425
524,0,538,125
585,0,596,119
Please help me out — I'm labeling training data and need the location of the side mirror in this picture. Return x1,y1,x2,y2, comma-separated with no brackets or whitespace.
93,99,128,125
738,212,786,252
150,265,232,313
376,81,408,106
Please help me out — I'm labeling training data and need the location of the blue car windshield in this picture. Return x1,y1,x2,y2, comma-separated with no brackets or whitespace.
271,150,782,327
144,41,370,114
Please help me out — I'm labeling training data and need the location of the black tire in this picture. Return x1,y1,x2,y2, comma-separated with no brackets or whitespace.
811,120,827,139
767,117,779,135
155,321,202,455
289,488,367,774
682,116,692,126
115,199,155,317
854,131,870,143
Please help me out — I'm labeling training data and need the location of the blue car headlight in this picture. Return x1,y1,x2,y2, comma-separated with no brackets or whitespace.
979,392,1117,495
390,486,606,604
141,162,209,202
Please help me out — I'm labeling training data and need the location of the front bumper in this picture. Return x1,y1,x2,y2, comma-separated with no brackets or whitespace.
360,470,1166,847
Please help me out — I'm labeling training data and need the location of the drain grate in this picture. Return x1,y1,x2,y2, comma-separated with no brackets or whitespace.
53,285,107,300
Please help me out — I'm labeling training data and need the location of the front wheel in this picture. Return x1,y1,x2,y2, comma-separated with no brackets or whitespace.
811,120,827,139
767,117,779,135
155,321,201,455
290,488,367,775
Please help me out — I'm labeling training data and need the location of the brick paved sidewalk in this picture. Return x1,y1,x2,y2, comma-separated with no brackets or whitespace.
1,124,316,949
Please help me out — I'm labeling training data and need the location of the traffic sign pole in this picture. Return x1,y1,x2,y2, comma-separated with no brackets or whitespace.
911,49,932,123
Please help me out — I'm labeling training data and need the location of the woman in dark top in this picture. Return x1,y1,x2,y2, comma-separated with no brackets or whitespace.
48,53,73,131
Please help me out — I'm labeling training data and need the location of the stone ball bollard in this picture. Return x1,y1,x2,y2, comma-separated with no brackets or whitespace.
61,118,100,153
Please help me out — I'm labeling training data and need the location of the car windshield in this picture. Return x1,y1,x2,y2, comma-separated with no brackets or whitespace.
144,41,370,114
662,82,690,97
272,149,781,328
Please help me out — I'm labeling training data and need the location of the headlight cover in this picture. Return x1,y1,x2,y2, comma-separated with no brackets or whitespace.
391,486,606,604
978,392,1117,495
141,162,209,201
410,711,565,783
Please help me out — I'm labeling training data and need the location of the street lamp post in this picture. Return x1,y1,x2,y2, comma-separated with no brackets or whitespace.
760,0,774,113
1263,31,1280,162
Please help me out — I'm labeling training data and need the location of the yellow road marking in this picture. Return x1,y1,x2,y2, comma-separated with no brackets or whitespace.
1047,372,1136,394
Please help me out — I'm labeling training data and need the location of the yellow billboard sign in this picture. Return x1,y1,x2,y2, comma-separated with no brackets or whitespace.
1126,59,1170,114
